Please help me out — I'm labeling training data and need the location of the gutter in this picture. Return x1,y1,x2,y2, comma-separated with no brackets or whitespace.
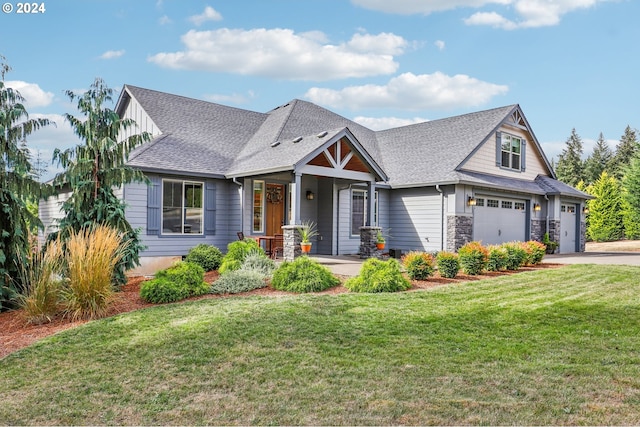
232,177,244,234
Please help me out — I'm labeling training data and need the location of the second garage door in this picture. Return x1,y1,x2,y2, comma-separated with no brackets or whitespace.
473,196,527,245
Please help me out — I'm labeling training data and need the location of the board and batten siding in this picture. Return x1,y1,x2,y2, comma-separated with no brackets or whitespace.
120,92,161,142
461,126,548,180
125,175,238,258
388,187,444,253
37,190,72,247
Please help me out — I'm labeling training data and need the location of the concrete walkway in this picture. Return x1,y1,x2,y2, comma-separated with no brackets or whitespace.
543,251,640,266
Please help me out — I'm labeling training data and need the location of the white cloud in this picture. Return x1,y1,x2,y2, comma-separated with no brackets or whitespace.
434,40,446,50
148,29,405,80
305,72,508,111
188,6,223,26
354,0,605,29
99,50,125,60
5,81,54,108
351,0,509,15
353,116,430,130
203,91,255,105
158,15,172,25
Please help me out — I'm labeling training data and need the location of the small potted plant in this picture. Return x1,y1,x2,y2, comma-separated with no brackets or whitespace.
542,232,558,254
297,220,318,253
376,230,386,250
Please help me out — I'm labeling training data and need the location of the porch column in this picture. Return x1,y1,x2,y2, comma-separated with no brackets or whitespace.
366,181,375,226
292,172,302,224
282,225,301,261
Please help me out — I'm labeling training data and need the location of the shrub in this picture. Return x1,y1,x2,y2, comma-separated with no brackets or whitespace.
184,244,223,271
271,256,340,293
219,238,264,273
140,278,189,303
486,245,508,272
240,250,276,278
501,242,528,270
345,258,411,293
402,251,435,280
63,224,127,321
525,240,547,265
210,270,267,294
458,241,489,275
18,239,65,324
155,261,209,297
436,251,460,278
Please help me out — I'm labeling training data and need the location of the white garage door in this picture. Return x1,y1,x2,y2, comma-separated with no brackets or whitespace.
560,203,577,253
473,196,527,245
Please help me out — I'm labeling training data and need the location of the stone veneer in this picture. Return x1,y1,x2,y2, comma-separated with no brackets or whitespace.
548,219,561,250
446,215,473,252
530,219,545,243
359,226,384,259
282,225,302,262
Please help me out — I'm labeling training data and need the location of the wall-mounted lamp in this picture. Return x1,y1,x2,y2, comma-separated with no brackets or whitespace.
306,190,315,200
467,196,476,207
582,206,589,214
533,203,541,212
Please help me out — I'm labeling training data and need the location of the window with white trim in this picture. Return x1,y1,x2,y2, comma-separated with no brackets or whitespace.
351,189,378,236
253,180,264,233
162,180,203,234
501,134,522,171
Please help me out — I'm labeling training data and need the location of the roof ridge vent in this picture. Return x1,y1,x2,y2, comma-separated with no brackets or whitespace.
270,141,281,148
317,131,328,138
292,136,303,143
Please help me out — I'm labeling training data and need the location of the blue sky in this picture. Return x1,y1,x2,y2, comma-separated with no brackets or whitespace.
1,0,638,180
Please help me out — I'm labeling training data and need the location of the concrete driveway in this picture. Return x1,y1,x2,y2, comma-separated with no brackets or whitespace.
544,251,640,266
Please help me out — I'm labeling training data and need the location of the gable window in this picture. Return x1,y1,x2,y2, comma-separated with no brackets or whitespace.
501,134,523,171
351,189,378,236
162,180,203,234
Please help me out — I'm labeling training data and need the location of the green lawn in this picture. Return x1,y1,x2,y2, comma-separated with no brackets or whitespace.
2,264,640,425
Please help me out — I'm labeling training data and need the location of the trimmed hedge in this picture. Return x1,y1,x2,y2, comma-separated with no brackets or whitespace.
458,241,489,275
185,244,223,271
140,261,208,304
436,251,460,278
345,258,411,293
402,251,435,280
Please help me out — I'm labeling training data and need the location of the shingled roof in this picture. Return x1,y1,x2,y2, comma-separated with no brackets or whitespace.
118,85,587,199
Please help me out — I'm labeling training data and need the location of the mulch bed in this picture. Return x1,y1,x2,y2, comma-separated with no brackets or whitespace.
0,264,563,359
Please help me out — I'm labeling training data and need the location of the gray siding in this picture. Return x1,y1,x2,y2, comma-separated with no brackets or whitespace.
125,175,239,257
388,187,444,253
38,191,71,246
316,177,334,254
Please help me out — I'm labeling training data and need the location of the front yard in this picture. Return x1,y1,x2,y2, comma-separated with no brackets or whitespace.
1,264,639,425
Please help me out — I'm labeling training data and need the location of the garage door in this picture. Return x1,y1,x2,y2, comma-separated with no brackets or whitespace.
560,203,577,253
473,196,527,245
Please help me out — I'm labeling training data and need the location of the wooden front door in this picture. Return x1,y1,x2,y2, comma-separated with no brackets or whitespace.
265,183,285,235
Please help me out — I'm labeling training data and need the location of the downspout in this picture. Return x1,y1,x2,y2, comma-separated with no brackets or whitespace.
544,194,550,237
436,185,444,251
232,177,243,234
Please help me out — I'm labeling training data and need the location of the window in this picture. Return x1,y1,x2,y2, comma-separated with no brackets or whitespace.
501,134,522,171
351,189,378,236
253,180,264,233
501,201,513,209
162,180,203,234
476,198,485,207
514,202,525,211
487,199,499,208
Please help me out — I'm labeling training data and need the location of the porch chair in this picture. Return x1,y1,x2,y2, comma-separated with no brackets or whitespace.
271,234,284,259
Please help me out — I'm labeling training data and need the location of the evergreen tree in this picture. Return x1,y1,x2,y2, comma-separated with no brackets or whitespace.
610,125,639,179
622,152,640,239
586,171,624,242
0,57,51,309
555,128,585,186
51,78,151,285
584,132,613,185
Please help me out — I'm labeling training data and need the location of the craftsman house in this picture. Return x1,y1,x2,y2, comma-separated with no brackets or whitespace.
40,85,589,274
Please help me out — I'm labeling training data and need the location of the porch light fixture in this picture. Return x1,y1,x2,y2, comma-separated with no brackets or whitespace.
306,190,315,200
582,206,589,214
533,203,541,212
467,196,476,207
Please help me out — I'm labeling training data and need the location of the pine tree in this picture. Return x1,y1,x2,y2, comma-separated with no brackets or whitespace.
51,78,151,285
622,152,640,239
0,57,51,309
584,132,613,185
555,128,585,187
586,171,624,242
610,125,639,179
